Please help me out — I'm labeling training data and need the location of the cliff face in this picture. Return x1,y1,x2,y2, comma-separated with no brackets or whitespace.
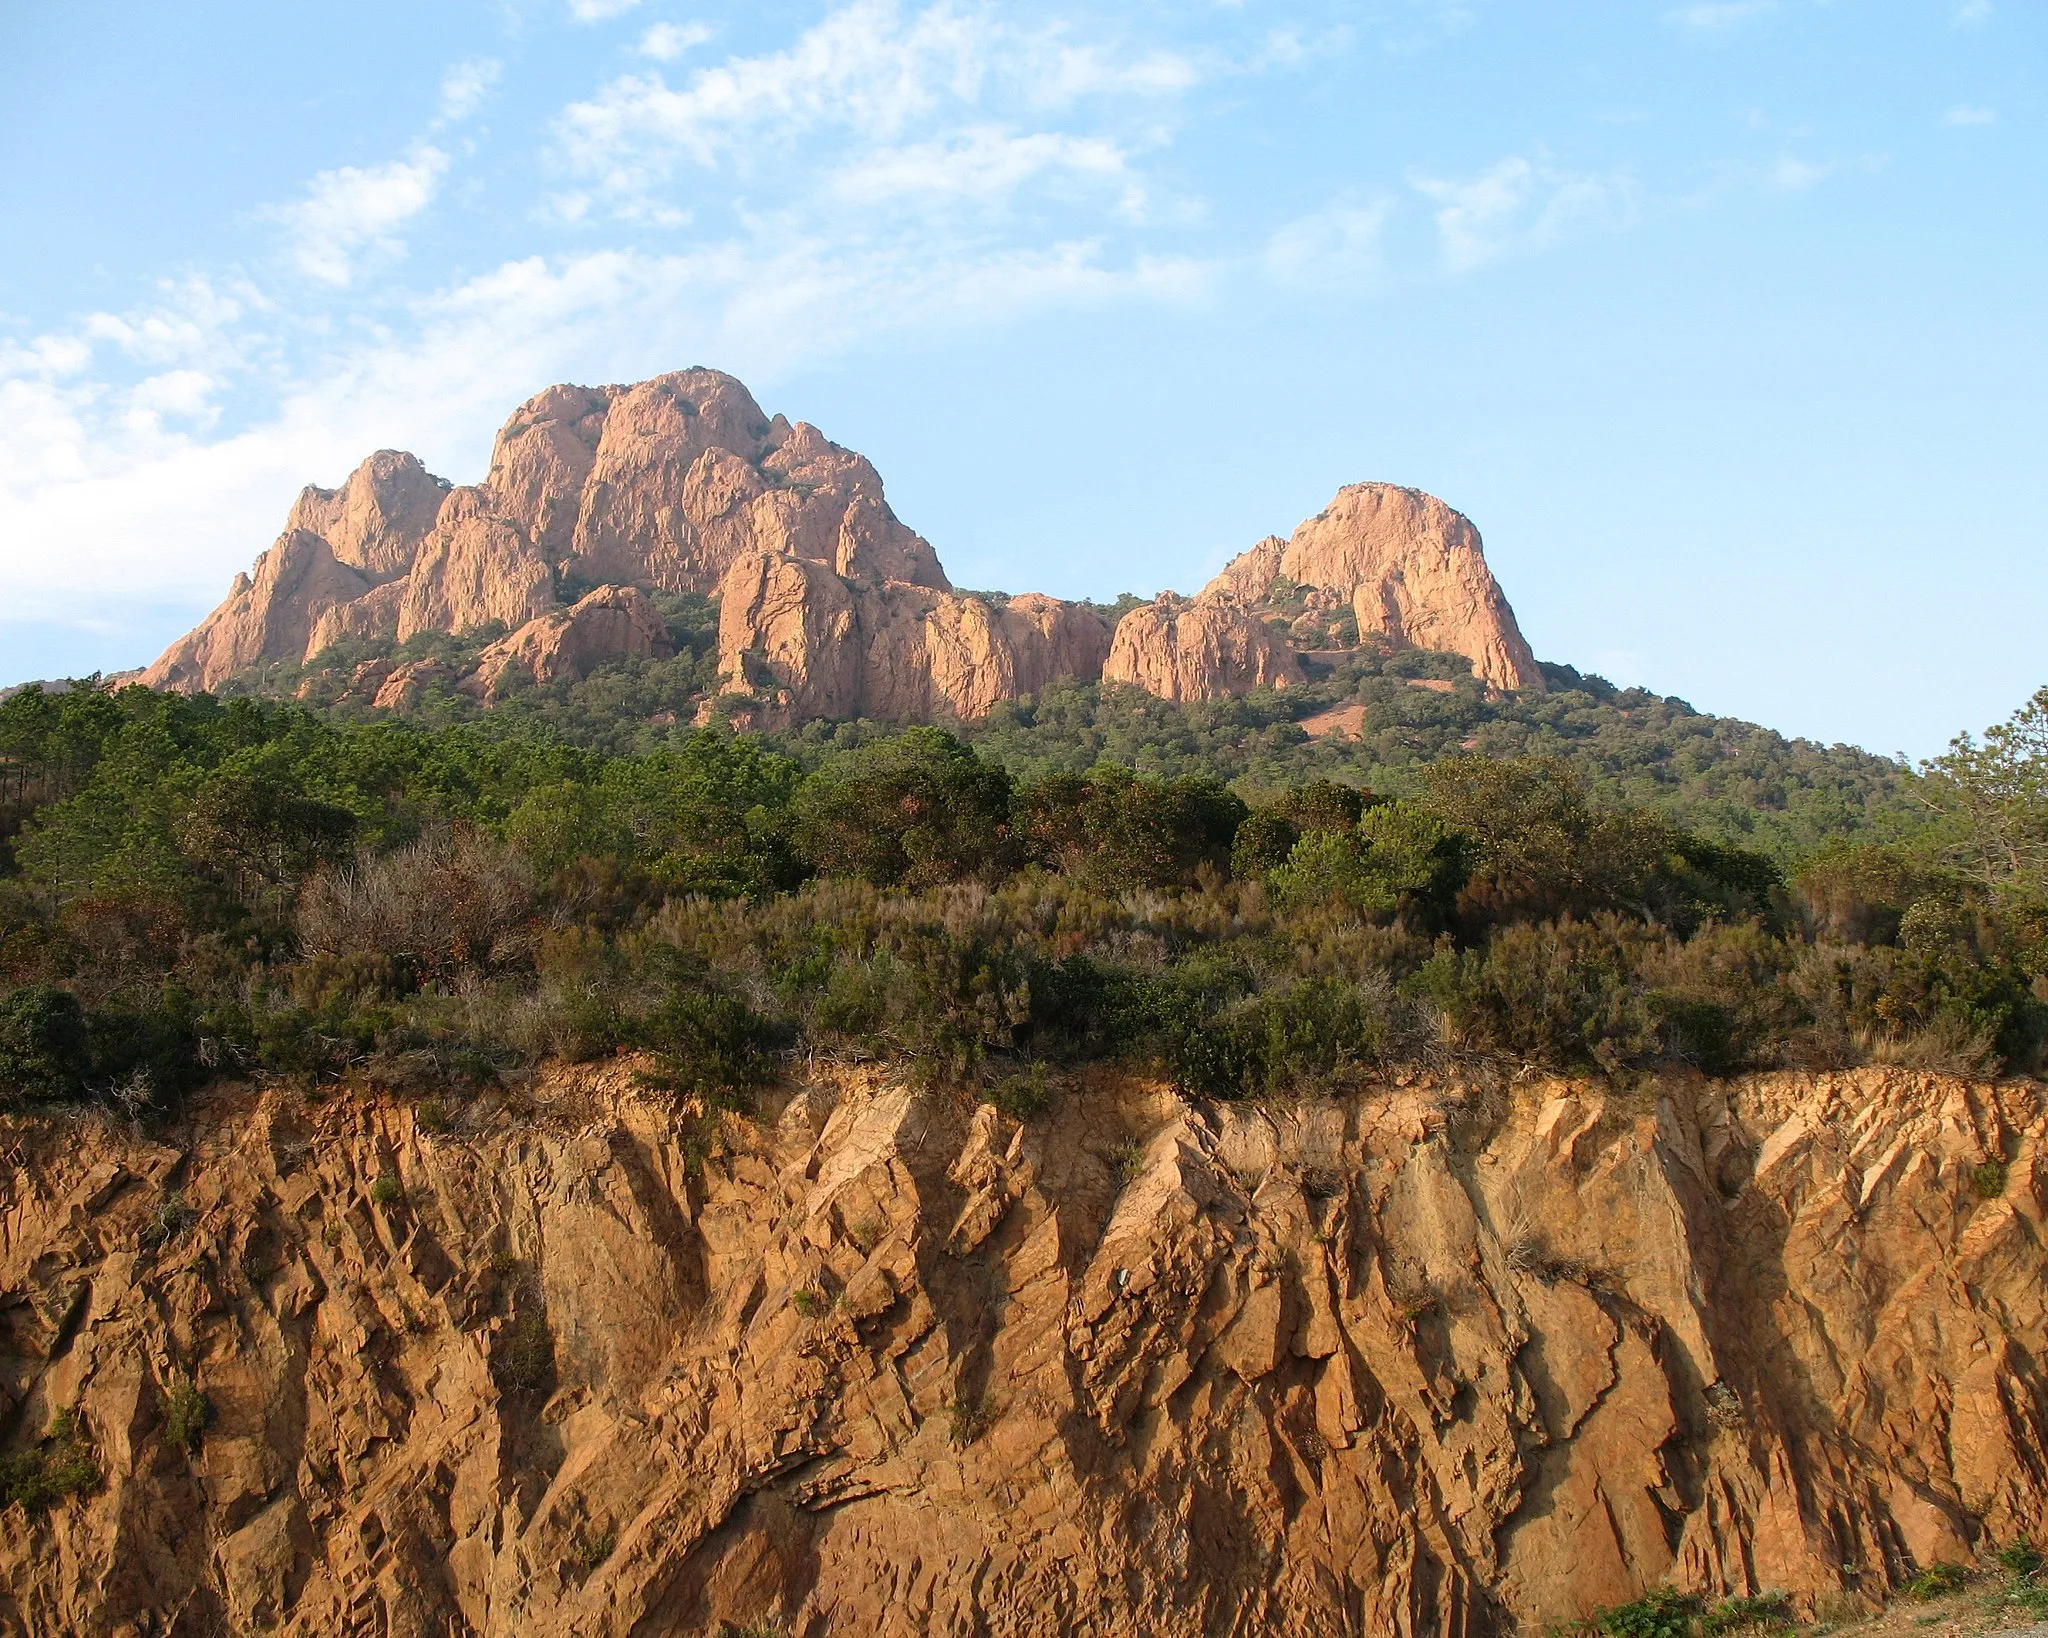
141,371,952,700
143,371,1541,714
714,560,1113,727
1203,484,1543,693
1102,593,1303,702
3,1065,2044,1636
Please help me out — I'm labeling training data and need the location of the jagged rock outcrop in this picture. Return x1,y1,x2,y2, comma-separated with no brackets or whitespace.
715,555,1111,725
142,531,377,690
147,371,959,696
284,450,450,581
1205,484,1542,692
2,1065,2046,1635
464,586,675,701
395,487,558,643
1102,592,1302,702
144,372,1543,713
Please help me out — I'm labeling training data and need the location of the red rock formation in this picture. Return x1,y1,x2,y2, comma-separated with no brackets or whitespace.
464,585,674,700
284,449,449,580
1102,592,1302,702
143,372,1543,715
1205,483,1542,692
715,553,1109,724
3,1065,2045,1634
396,487,557,642
142,530,374,690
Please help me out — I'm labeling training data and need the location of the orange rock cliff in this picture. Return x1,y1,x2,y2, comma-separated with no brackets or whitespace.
142,369,1545,716
4,1066,2047,1634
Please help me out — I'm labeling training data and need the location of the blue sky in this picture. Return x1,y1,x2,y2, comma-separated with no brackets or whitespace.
1,0,2040,757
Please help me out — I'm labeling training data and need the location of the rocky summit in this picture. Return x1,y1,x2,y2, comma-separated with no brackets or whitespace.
142,369,1543,719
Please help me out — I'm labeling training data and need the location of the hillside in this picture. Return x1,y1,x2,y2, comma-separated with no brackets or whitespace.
238,627,1908,865
107,364,1914,862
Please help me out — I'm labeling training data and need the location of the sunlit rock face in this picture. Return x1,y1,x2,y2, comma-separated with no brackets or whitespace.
145,372,1541,715
3,1065,2043,1633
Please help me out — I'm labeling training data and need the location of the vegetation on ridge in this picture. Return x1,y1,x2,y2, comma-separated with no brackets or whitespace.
228,612,1910,864
1,679,2043,1116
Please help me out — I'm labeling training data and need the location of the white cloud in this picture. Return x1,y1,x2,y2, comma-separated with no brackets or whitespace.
1769,155,1829,190
0,228,1212,622
1265,199,1389,290
568,0,645,20
638,21,714,61
437,58,502,124
1943,104,1996,126
1954,0,1991,23
556,0,1199,208
1669,1,1776,29
264,148,450,284
828,126,1133,211
1410,156,1630,273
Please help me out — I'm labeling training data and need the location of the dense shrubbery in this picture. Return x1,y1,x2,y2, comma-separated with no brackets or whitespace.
1,680,2044,1115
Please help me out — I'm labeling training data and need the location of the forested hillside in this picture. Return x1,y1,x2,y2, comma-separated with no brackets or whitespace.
232,605,1911,864
2,678,2041,1118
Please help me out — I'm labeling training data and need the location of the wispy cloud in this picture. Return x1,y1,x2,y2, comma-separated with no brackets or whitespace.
1669,1,1776,31
1768,155,1829,190
555,0,1199,210
638,22,714,62
263,148,449,285
1943,104,1996,126
1410,156,1632,273
1953,0,1991,24
568,0,645,21
437,58,502,124
828,126,1136,214
1265,199,1389,290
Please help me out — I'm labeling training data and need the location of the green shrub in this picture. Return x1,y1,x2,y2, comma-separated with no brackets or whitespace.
638,985,792,1104
501,1310,553,1392
1905,1561,1967,1599
948,1392,993,1445
1701,1591,1792,1634
162,1375,209,1452
139,1190,195,1250
369,1173,403,1206
0,984,90,1102
987,1062,1057,1120
1592,1588,1699,1638
1972,1159,2010,1199
1997,1540,2043,1580
1415,915,1659,1073
795,728,1018,888
0,1408,99,1511
1269,801,1468,925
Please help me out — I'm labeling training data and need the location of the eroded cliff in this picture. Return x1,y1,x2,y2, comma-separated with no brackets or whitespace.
2,1063,2043,1636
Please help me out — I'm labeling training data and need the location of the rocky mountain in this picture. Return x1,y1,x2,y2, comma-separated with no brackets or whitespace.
142,370,1543,720
4,1063,2044,1634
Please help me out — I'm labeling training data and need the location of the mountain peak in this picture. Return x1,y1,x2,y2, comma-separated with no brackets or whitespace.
142,371,1542,714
